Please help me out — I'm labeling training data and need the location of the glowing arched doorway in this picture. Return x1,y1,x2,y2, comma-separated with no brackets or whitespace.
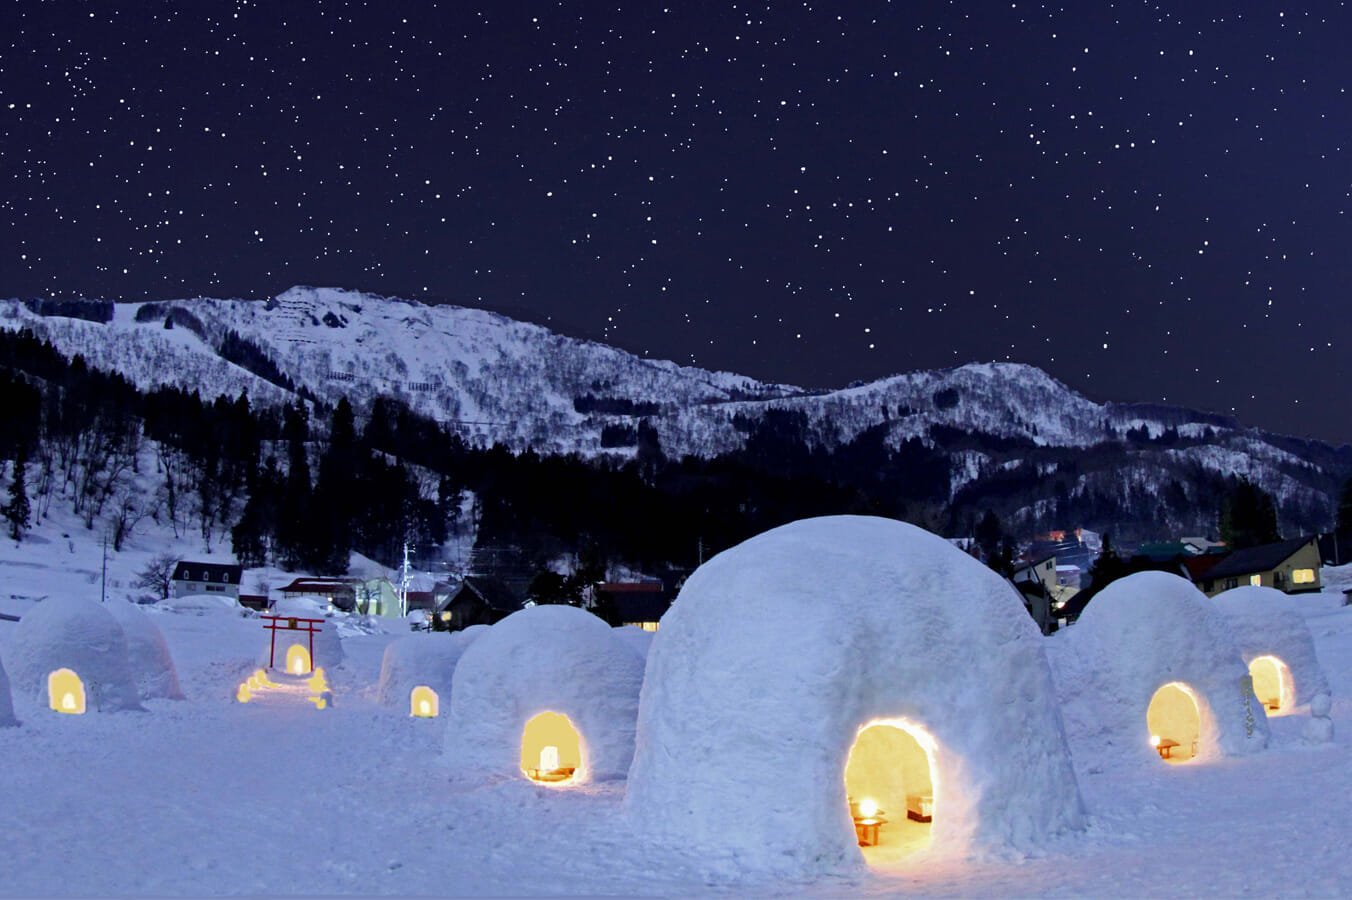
1147,682,1201,763
521,711,582,784
410,685,439,718
1249,656,1291,715
285,643,312,675
48,668,86,714
843,718,937,862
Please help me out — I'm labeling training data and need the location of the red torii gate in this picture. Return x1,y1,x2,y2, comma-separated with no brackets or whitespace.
261,615,326,671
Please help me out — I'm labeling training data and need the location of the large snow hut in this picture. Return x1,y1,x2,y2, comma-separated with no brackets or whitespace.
1048,571,1269,767
103,599,184,701
4,596,144,713
623,516,1085,878
256,598,345,675
443,605,645,785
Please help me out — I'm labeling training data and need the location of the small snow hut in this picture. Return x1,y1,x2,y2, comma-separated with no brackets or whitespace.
4,596,144,713
377,624,487,717
103,599,184,701
257,599,345,675
623,516,1085,878
1048,571,1268,767
1209,585,1331,714
443,605,645,785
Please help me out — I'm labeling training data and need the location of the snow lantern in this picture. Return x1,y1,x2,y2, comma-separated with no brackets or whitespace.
377,624,487,717
257,599,345,675
1048,571,1268,767
4,596,144,713
1210,585,1331,716
444,605,645,786
103,599,184,701
0,653,18,726
624,516,1085,878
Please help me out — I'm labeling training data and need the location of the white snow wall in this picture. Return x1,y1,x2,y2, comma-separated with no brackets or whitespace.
444,605,645,783
103,599,184,701
0,653,16,725
1209,585,1331,707
1049,571,1269,765
624,516,1085,879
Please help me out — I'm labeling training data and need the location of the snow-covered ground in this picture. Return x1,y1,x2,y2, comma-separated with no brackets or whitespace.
1,507,1351,897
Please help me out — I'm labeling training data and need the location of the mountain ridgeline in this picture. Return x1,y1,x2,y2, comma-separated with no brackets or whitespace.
0,286,1345,574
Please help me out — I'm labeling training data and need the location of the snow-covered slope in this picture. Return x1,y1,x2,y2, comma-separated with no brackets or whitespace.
2,286,1347,535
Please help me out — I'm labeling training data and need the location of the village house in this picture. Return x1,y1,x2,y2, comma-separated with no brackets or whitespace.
171,561,244,602
434,576,523,631
277,577,361,612
593,581,673,631
1191,536,1322,597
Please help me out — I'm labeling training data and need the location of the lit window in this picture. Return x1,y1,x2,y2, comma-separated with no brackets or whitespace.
1291,568,1315,584
1249,574,1262,587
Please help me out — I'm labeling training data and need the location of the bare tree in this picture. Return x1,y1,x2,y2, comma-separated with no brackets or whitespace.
132,552,179,601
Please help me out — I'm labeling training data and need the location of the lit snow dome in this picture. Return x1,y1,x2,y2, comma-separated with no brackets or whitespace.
5,595,144,713
623,515,1085,879
444,605,645,786
256,598,346,675
1049,570,1269,767
378,624,487,718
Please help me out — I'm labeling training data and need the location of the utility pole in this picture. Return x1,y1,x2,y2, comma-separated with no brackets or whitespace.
100,533,108,603
398,542,412,618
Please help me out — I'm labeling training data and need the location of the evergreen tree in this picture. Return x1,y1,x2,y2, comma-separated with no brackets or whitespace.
4,446,31,542
1337,476,1352,537
1219,477,1281,550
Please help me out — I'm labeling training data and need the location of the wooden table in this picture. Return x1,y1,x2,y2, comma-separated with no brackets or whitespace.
854,816,887,846
1156,738,1180,759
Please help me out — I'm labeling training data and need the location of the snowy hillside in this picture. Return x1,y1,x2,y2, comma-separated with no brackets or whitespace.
2,286,1348,536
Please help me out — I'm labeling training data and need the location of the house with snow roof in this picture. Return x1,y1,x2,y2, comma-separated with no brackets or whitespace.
171,561,243,602
1190,536,1321,596
435,576,522,631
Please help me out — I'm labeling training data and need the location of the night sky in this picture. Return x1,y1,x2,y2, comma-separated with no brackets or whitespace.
5,3,1351,442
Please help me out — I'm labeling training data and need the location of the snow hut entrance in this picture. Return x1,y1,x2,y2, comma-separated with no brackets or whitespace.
521,711,581,785
285,644,313,675
843,719,936,862
1147,682,1200,763
48,668,86,714
410,685,439,718
1248,656,1291,715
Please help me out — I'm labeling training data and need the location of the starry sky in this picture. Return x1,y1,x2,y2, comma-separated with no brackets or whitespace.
4,2,1352,443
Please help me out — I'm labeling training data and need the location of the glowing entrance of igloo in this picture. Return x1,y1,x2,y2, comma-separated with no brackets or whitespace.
285,644,312,675
843,719,936,860
1147,682,1201,763
1247,655,1291,714
521,711,582,784
411,685,439,718
48,668,86,714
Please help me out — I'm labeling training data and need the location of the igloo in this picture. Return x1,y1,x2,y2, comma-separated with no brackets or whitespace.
257,598,345,675
104,599,184,701
623,516,1085,878
378,625,487,717
444,605,645,785
0,653,16,726
5,596,144,713
1049,571,1269,767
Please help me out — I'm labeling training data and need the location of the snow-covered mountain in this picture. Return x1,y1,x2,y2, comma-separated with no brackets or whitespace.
2,286,1346,535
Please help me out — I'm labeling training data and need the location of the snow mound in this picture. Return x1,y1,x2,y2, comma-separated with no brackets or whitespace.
1049,571,1268,764
444,605,645,784
5,596,145,712
103,599,184,701
377,625,486,709
611,625,655,660
257,598,346,672
623,515,1084,879
0,653,16,726
1211,585,1331,732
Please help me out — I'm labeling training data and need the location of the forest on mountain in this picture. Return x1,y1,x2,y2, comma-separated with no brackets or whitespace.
0,327,1345,584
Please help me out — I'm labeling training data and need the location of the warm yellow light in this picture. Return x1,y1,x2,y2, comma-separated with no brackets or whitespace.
310,695,327,710
1250,655,1289,714
48,668,86,715
307,667,329,693
858,797,879,818
1249,574,1262,587
286,644,311,675
1292,568,1315,584
521,711,582,784
845,717,939,856
237,683,252,703
411,685,439,718
1150,734,1161,747
1147,682,1202,764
